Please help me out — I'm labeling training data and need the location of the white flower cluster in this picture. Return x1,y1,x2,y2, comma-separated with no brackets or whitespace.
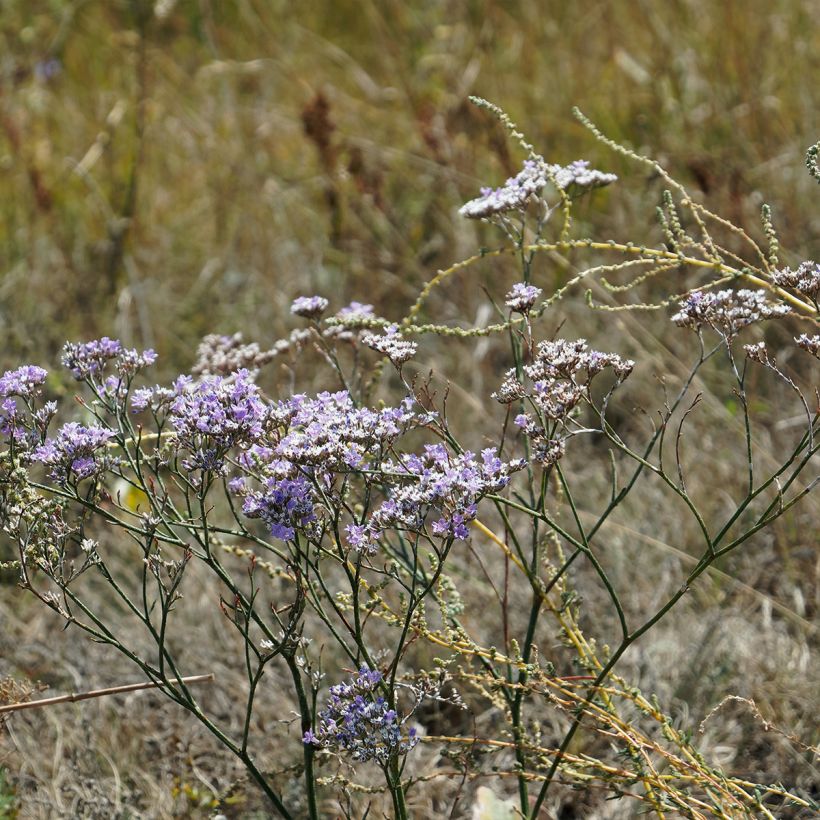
672,289,790,337
547,159,618,191
795,333,820,358
460,158,617,220
362,324,417,366
772,261,820,299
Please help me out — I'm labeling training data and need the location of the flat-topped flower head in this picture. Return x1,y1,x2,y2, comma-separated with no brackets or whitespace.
33,423,115,484
495,338,634,411
459,159,548,219
362,324,417,366
460,156,617,220
547,159,618,191
672,289,790,337
304,666,418,764
772,261,820,299
505,282,542,314
291,295,329,319
359,447,525,545
0,366,48,400
272,391,420,472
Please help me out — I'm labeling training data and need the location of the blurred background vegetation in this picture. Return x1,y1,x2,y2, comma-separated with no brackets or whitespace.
0,1,817,817
1,0,818,374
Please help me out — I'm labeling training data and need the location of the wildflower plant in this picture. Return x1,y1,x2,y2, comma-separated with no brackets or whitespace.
1,98,818,819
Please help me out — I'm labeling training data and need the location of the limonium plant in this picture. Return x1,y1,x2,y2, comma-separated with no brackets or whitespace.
1,98,818,819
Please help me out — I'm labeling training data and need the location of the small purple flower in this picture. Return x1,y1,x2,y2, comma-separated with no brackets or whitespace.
291,295,329,319
33,422,115,484
505,283,542,314
0,366,48,399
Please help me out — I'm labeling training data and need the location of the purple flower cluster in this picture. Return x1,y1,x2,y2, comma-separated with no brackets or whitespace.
131,384,177,414
671,289,790,337
290,295,329,319
228,391,430,544
772,261,820,299
168,370,267,473
62,337,156,381
362,325,417,366
349,445,524,551
33,423,115,484
496,339,633,408
304,666,418,764
242,476,316,541
271,391,420,472
505,283,542,314
0,366,48,400
496,338,634,467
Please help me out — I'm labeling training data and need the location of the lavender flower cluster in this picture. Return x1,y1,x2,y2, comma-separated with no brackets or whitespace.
459,159,548,219
227,391,425,542
548,159,618,191
772,260,820,300
168,369,267,474
0,366,48,400
505,282,542,314
304,666,418,764
671,289,790,337
241,476,317,542
459,158,617,219
349,445,525,552
62,338,156,381
496,338,634,467
291,295,329,319
271,391,420,472
33,423,115,484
